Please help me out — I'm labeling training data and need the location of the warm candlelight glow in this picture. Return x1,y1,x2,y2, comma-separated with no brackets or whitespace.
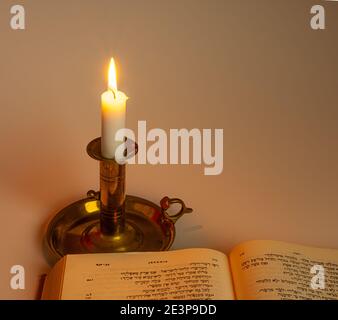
101,57,128,159
108,57,118,92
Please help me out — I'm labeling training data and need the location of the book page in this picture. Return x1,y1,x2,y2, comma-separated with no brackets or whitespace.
60,248,234,300
41,257,66,300
230,240,338,300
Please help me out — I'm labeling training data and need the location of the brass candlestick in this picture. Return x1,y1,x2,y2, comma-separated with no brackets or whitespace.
43,137,193,265
99,159,126,236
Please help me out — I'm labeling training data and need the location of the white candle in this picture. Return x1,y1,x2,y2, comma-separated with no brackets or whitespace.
101,58,128,159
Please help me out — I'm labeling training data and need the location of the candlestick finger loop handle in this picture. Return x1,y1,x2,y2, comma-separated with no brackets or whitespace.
87,190,100,200
160,196,193,224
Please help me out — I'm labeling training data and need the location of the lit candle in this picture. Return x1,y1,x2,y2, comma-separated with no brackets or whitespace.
101,58,128,159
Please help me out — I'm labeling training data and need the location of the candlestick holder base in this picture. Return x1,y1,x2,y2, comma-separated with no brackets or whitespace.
44,193,191,265
43,138,192,265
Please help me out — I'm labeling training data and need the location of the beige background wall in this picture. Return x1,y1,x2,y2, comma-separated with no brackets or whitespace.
0,0,337,298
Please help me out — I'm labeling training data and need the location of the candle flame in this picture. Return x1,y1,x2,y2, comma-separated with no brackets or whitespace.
108,57,118,92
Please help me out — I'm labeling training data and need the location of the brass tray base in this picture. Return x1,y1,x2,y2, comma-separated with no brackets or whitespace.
43,193,191,265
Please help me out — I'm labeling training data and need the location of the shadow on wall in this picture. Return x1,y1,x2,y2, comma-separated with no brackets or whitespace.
0,114,90,210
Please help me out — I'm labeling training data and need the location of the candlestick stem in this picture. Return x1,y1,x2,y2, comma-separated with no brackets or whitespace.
99,160,126,236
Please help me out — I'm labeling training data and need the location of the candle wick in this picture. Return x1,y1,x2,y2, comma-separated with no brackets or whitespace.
109,88,117,99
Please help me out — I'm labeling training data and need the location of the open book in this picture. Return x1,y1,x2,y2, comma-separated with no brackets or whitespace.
42,240,338,300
